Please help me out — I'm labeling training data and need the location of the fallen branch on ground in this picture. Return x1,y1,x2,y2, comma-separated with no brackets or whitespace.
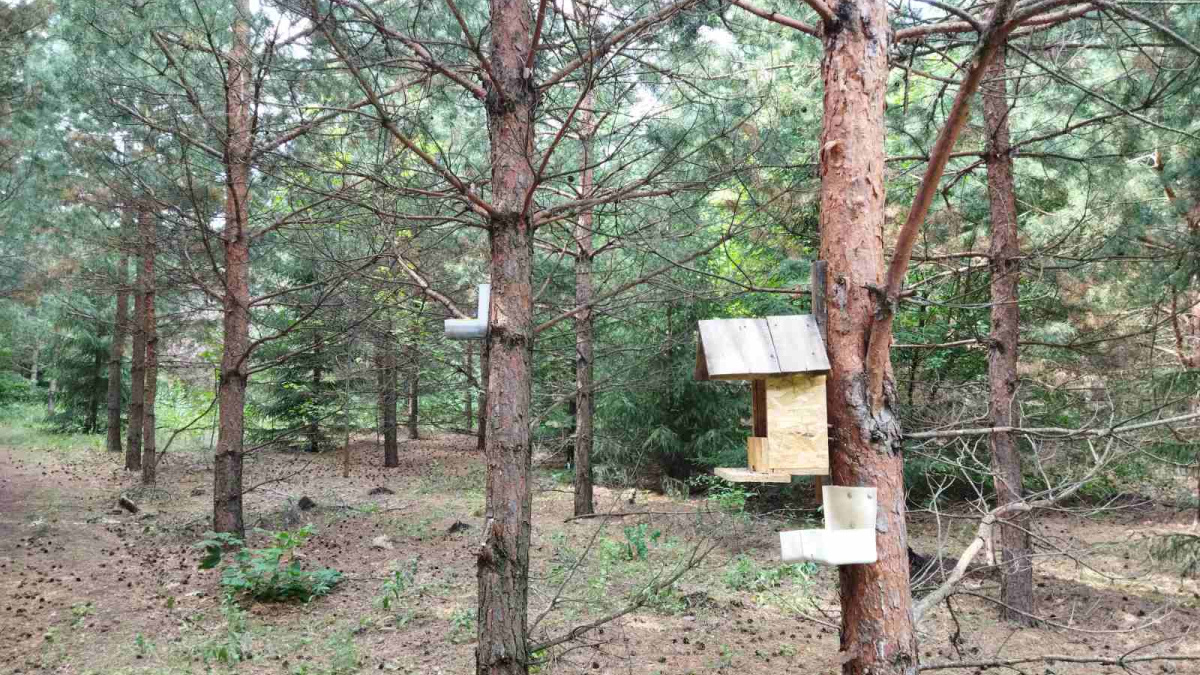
920,653,1199,671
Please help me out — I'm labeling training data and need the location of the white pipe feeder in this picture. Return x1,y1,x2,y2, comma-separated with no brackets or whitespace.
444,283,491,340
779,486,878,566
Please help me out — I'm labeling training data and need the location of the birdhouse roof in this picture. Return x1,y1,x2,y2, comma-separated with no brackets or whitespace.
695,315,829,380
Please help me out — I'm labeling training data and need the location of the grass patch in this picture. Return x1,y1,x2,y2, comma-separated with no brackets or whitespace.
0,403,102,453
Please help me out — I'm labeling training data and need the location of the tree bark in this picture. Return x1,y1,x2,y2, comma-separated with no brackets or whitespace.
983,44,1034,625
342,361,352,478
475,0,536,669
465,343,474,431
309,333,323,453
573,91,595,518
141,206,158,486
87,330,104,433
106,229,129,453
818,0,918,672
213,0,252,537
380,325,399,467
478,342,489,451
47,378,56,417
126,207,147,471
407,341,419,440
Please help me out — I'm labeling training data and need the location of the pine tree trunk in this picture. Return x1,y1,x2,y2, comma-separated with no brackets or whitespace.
475,0,536,668
214,0,252,537
141,206,158,486
107,235,129,453
477,342,489,451
47,378,56,417
572,97,595,518
407,342,419,440
819,0,918,671
126,207,147,471
88,333,104,433
381,325,399,467
983,44,1035,625
30,341,39,384
342,366,351,478
310,334,323,453
465,344,474,431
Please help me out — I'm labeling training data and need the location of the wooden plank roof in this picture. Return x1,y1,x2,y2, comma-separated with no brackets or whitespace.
695,314,829,380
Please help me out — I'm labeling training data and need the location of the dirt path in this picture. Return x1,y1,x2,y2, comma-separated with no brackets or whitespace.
0,446,172,673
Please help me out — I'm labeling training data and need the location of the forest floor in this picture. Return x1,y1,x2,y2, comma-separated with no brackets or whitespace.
3,425,1200,674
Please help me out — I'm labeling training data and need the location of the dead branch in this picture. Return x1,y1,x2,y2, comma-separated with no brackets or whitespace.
528,540,718,655
920,653,1199,671
904,411,1200,440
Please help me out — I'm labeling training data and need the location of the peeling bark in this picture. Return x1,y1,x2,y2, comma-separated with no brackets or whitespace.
818,0,918,672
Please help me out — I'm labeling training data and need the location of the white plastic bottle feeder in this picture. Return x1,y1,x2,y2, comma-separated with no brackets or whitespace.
444,283,490,340
779,486,878,566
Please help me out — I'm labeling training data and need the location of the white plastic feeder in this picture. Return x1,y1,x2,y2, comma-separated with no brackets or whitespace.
444,283,490,340
779,486,877,566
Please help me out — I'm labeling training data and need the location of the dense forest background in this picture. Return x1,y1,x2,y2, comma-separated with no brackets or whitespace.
2,0,1200,673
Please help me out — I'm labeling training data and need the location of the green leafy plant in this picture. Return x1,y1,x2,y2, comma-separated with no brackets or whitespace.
722,554,815,593
197,526,343,602
375,558,420,626
70,602,94,628
133,632,153,657
449,607,476,643
197,595,249,664
690,474,755,514
640,582,687,614
613,523,661,561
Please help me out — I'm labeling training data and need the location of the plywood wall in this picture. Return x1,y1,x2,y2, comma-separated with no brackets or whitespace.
764,373,828,474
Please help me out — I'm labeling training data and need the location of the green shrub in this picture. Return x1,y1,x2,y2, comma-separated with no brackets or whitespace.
601,523,662,562
197,526,343,602
690,474,756,514
374,559,420,626
196,595,249,664
448,608,476,643
0,371,34,405
722,554,815,593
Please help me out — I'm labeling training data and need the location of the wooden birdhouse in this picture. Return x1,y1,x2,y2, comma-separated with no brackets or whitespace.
695,315,830,483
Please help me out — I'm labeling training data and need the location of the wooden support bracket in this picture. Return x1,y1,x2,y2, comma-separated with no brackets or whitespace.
714,467,791,483
778,486,877,566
